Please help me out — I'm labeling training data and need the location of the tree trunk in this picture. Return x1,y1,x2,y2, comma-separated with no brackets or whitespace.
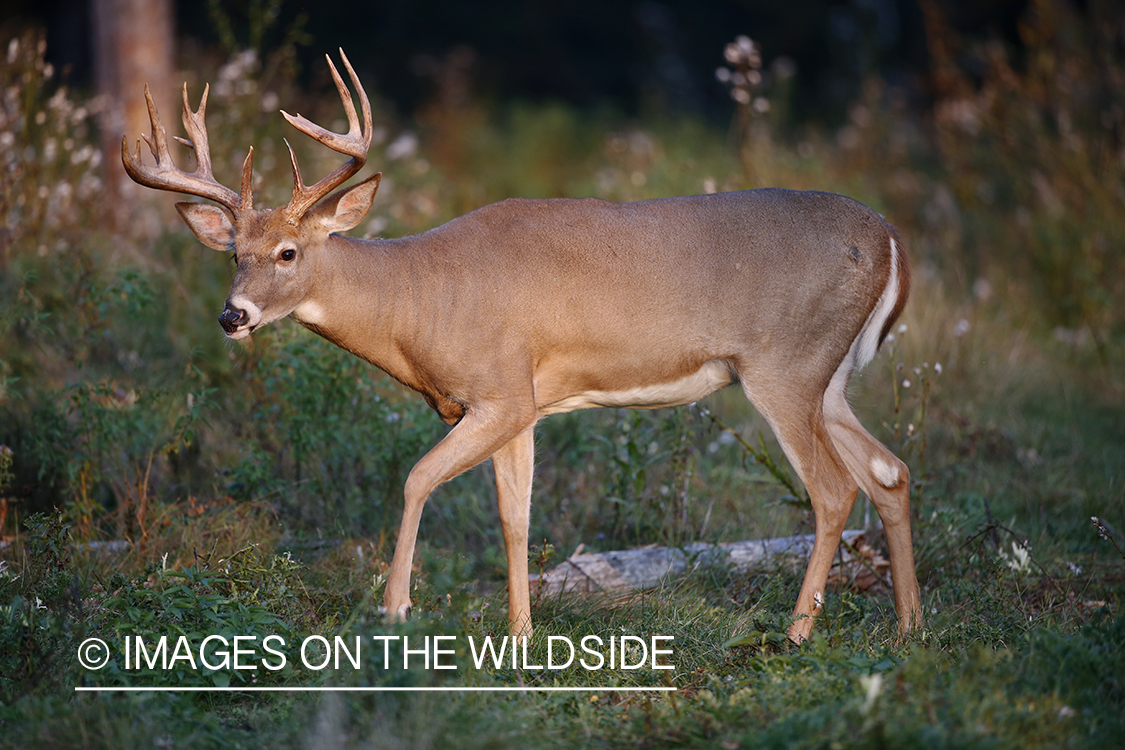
91,0,175,231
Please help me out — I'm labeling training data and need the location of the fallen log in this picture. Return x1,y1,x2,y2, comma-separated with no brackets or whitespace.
532,530,889,597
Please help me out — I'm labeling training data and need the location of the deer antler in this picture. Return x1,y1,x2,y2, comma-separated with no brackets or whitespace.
281,49,373,221
121,83,252,215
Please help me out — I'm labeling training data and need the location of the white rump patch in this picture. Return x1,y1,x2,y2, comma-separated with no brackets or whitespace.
824,236,901,402
871,457,900,488
853,237,901,371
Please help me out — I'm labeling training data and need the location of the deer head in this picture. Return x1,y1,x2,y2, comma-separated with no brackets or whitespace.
122,50,381,339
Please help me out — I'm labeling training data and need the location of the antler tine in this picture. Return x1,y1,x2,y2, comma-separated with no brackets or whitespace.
240,146,255,211
281,49,373,219
180,83,216,180
144,84,168,160
121,83,242,214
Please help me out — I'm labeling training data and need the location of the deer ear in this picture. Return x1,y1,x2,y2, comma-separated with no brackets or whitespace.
316,172,381,233
176,202,235,251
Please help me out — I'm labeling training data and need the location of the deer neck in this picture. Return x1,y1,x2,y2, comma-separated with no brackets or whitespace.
288,233,452,409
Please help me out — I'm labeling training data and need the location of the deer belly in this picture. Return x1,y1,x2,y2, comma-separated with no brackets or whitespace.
539,360,733,415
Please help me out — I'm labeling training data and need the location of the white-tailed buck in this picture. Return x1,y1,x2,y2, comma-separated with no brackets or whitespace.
123,50,921,643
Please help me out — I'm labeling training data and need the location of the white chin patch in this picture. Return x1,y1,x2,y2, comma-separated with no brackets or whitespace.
225,328,252,341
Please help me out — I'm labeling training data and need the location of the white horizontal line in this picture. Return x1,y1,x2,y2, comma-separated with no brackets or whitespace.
75,686,677,693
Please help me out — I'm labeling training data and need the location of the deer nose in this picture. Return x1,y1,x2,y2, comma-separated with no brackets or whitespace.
218,305,248,333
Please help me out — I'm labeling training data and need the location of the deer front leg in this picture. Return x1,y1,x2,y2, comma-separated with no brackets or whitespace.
492,427,536,642
383,403,537,622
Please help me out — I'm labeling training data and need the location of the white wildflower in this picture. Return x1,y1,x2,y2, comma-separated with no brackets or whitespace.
860,673,883,715
260,91,280,113
386,132,418,161
1001,541,1032,573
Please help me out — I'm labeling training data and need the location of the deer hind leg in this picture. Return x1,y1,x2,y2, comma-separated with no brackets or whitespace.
740,380,861,643
491,427,536,642
822,371,922,633
383,403,537,623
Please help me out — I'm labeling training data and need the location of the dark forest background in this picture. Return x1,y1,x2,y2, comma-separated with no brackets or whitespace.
11,0,1029,121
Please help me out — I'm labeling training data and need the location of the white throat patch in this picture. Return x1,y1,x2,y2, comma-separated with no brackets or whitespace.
291,300,328,326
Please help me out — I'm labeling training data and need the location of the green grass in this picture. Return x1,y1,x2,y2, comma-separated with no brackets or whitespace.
2,10,1125,748
2,516,1121,748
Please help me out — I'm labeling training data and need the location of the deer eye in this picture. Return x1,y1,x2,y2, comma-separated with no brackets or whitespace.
279,248,297,262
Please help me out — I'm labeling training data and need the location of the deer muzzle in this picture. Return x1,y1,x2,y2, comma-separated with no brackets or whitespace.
219,305,249,334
